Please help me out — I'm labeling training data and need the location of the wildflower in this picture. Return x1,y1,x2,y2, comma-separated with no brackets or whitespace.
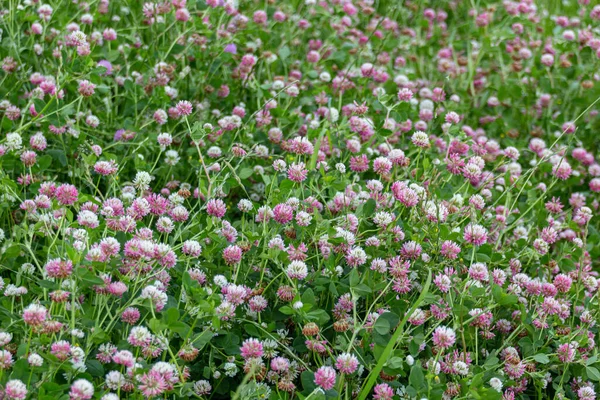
4,380,27,400
176,100,193,116
411,131,430,148
240,339,263,359
193,380,212,395
23,304,47,326
286,261,308,280
397,88,413,101
44,258,73,278
373,383,394,400
133,172,153,192
69,379,94,400
433,326,456,349
223,245,242,265
288,162,308,182
314,366,336,390
0,350,14,369
335,353,359,374
557,343,576,363
464,223,488,246
207,199,227,218
489,377,503,392
273,203,294,224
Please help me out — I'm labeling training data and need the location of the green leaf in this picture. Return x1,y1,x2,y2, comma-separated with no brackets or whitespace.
2,245,21,258
190,122,205,143
279,305,294,315
309,128,326,170
123,79,134,92
353,283,372,296
37,155,52,170
476,253,491,262
90,66,107,76
373,317,390,335
422,157,430,170
328,282,338,296
386,357,404,369
492,285,518,306
379,312,400,330
587,366,600,381
106,50,120,62
306,309,330,325
85,360,104,377
243,323,260,337
361,199,376,217
39,382,67,398
9,359,30,380
532,354,550,364
33,99,46,113
484,356,499,368
170,321,191,337
192,329,213,350
238,168,253,179
164,308,180,325
302,288,316,305
349,268,360,287
279,46,291,61
148,318,165,333
331,50,348,64
409,362,425,389
586,356,598,366
47,149,67,167
37,280,56,290
301,371,317,394
170,44,185,55
76,268,104,287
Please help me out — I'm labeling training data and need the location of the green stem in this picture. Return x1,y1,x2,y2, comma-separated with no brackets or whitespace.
356,270,432,400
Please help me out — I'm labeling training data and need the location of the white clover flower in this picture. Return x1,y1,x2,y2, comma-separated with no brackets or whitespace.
373,211,393,227
70,30,87,46
0,332,12,346
319,72,331,82
329,107,339,122
70,329,85,338
286,261,308,280
489,377,503,392
5,132,22,151
454,361,469,375
238,199,253,212
168,193,184,205
224,362,238,377
71,346,86,364
214,275,228,287
164,150,180,166
28,353,43,367
133,171,153,192
71,379,94,398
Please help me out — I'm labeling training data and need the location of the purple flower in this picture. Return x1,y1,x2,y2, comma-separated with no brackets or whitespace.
224,43,237,54
97,60,113,75
114,129,125,141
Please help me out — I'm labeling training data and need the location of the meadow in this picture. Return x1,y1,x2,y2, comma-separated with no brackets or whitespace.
0,0,599,399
